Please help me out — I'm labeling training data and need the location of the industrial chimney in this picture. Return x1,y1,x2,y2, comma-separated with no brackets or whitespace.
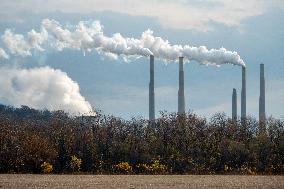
149,55,155,121
259,63,266,125
241,66,246,121
232,88,237,121
178,57,185,114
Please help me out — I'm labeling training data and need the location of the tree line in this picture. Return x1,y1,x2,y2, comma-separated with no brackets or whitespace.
0,104,283,174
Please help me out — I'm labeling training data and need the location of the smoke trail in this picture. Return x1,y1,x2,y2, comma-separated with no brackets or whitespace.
2,28,48,57
0,66,94,116
140,29,245,66
41,19,152,58
0,48,9,59
1,18,245,66
182,46,245,66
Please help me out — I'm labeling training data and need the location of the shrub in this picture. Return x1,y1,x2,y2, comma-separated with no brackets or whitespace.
40,161,53,174
149,160,168,174
70,155,82,172
240,164,257,175
113,162,132,174
137,160,167,174
136,163,149,173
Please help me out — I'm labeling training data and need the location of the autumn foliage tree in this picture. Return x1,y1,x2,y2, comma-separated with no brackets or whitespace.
0,104,283,174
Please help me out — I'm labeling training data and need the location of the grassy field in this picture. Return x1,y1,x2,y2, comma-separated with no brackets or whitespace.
0,174,284,189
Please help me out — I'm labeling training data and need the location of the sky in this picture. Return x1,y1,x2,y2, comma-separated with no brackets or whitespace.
0,0,283,119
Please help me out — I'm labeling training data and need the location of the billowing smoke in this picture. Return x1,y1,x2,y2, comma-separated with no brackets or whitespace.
41,19,152,58
2,29,48,57
182,46,244,66
1,18,245,66
0,66,94,115
0,48,9,59
140,30,245,66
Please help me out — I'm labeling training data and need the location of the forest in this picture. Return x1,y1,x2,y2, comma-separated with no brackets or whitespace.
0,104,283,174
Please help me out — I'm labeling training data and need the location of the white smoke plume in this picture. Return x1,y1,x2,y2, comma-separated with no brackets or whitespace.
2,28,48,57
1,18,245,66
0,48,9,59
182,46,245,66
140,30,245,66
0,66,94,116
41,19,152,57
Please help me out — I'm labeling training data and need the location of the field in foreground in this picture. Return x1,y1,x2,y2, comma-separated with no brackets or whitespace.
0,175,284,189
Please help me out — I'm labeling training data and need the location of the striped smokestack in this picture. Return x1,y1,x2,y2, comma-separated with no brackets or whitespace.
178,57,185,114
149,55,155,121
232,88,237,121
259,63,266,126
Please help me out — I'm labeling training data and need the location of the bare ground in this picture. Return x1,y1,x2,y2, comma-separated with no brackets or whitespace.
0,174,284,189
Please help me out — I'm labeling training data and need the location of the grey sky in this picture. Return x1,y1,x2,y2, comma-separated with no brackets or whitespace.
0,0,283,119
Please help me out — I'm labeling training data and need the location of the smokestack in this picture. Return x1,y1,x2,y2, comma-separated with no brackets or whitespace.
241,66,246,121
149,55,155,121
232,88,237,121
178,57,185,114
259,63,266,125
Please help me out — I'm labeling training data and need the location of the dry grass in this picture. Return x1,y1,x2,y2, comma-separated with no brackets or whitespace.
0,174,284,189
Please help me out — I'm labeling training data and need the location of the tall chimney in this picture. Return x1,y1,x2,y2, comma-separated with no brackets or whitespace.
149,55,155,121
178,57,185,114
259,63,266,125
241,66,246,121
232,88,237,121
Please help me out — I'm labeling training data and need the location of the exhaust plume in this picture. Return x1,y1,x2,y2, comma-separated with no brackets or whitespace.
41,19,152,57
0,66,93,116
141,30,245,66
0,48,9,59
1,19,245,67
2,29,48,57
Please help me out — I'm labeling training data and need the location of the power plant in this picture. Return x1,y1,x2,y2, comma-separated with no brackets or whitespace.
149,55,155,121
147,56,267,124
232,88,237,121
178,57,185,114
259,63,266,124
